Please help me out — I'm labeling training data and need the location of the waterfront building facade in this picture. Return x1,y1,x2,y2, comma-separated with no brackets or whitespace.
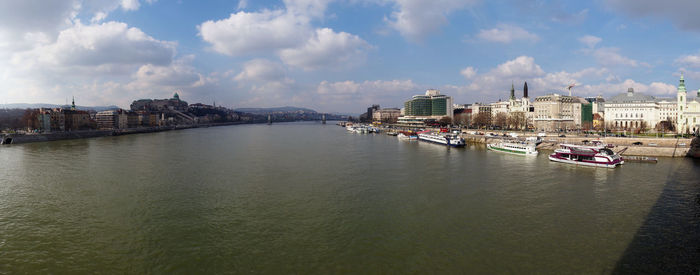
372,108,401,122
533,94,582,131
403,89,454,119
604,88,663,130
677,75,700,134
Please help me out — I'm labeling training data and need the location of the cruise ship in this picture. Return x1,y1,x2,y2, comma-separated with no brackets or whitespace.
487,141,538,156
549,144,624,168
417,131,465,147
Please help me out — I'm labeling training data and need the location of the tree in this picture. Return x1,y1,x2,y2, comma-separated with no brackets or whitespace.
655,118,675,134
438,116,452,126
494,112,508,129
507,112,526,130
20,109,39,130
636,121,648,134
454,113,471,128
473,112,491,129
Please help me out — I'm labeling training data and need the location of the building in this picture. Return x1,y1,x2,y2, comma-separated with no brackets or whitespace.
403,89,454,119
533,94,582,131
63,110,94,131
604,88,670,131
488,82,534,128
365,105,380,122
96,110,118,130
130,92,189,112
585,96,605,115
372,108,401,122
677,75,700,134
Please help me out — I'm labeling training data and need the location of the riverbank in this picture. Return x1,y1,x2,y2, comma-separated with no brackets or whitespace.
1,121,249,145
460,133,699,158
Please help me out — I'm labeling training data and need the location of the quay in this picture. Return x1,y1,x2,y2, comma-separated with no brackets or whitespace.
0,121,247,145
371,123,699,158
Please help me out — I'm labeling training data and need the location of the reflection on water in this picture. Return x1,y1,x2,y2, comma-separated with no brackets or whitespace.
0,122,697,273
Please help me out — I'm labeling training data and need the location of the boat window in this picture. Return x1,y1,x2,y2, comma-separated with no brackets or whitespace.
600,148,614,155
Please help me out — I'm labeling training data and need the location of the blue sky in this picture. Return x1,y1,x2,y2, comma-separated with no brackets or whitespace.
1,0,700,113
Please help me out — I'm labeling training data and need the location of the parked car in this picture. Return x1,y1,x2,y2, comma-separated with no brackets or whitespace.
558,134,566,137
632,141,643,146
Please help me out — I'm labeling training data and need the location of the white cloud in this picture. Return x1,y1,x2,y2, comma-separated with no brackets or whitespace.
578,35,601,48
198,10,310,56
386,0,478,41
590,47,649,68
492,56,545,78
13,21,176,71
121,0,140,11
674,53,700,68
476,24,539,43
279,28,371,70
234,59,287,83
131,57,203,88
198,2,371,71
460,67,477,79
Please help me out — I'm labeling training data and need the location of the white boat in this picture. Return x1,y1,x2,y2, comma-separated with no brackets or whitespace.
417,131,465,147
397,133,418,140
549,144,624,168
525,136,543,145
487,141,538,156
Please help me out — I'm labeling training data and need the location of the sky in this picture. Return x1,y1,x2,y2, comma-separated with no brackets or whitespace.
2,0,700,113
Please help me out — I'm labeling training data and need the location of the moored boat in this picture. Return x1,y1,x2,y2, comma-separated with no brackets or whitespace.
487,141,538,156
548,144,624,168
397,131,418,140
417,131,465,147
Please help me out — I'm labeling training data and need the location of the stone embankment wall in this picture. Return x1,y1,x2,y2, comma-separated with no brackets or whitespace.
460,133,697,158
2,121,247,145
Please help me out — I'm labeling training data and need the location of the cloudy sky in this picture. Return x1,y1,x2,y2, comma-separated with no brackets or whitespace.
1,0,700,112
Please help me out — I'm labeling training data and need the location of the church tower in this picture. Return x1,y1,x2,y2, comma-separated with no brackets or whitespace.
71,96,76,111
523,82,528,98
510,82,515,100
677,73,687,133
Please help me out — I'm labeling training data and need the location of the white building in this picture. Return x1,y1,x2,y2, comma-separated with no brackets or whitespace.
603,75,700,133
677,75,700,134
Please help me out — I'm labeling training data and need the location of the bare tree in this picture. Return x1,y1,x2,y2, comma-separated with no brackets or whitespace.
439,116,452,126
507,112,526,130
473,112,491,129
454,113,471,128
494,112,508,129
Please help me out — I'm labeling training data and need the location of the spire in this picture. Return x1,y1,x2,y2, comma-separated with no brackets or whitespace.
71,96,76,111
678,73,687,94
523,81,528,98
510,81,515,100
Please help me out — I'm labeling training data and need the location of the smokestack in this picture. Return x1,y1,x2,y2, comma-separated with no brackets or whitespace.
523,82,528,98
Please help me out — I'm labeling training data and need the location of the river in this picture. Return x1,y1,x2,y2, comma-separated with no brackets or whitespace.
1,122,698,273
